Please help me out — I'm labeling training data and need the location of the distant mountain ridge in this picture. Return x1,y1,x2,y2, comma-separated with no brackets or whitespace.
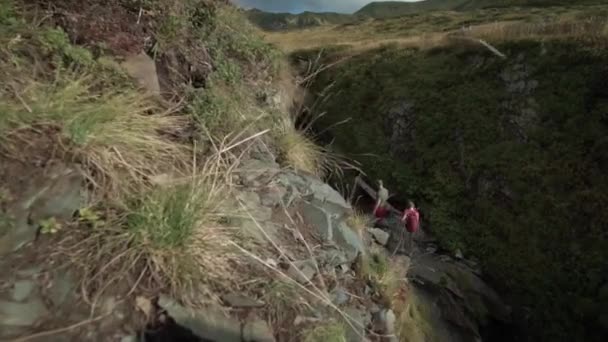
246,0,606,30
245,9,352,31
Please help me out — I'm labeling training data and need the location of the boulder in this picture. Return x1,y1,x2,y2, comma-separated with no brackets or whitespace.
372,309,397,342
121,52,161,95
0,298,49,327
343,306,371,342
303,175,352,212
0,166,84,255
235,191,272,222
48,270,75,308
221,293,265,308
260,185,287,207
330,287,350,306
279,171,351,216
155,48,211,96
318,248,349,268
408,253,511,340
383,309,396,334
233,191,277,243
238,220,279,245
287,261,316,284
455,249,464,260
238,158,280,187
276,172,309,193
242,316,275,342
333,220,366,262
120,336,139,342
426,245,439,254
158,295,242,342
301,201,333,241
368,228,390,246
10,280,36,302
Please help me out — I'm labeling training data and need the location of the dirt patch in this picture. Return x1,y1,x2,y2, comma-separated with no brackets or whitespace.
29,0,152,56
28,0,215,95
0,127,73,229
0,234,144,341
0,127,63,194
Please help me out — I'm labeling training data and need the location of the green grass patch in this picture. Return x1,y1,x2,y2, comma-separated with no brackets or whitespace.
396,292,437,342
302,321,347,342
206,6,282,80
127,182,211,248
357,251,402,307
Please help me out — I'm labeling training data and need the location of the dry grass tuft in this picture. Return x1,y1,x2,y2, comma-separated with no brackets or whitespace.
469,18,608,45
276,119,328,177
126,156,243,305
275,117,357,179
346,210,373,237
356,250,406,311
55,153,248,308
0,73,188,200
395,292,436,342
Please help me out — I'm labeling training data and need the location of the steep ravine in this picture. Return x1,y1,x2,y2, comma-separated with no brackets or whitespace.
296,40,608,341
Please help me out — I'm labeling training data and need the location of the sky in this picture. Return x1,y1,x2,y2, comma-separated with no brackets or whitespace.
232,0,419,14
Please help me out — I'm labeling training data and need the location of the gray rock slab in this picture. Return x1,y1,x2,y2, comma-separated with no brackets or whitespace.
239,159,280,187
301,201,333,241
222,293,265,308
10,280,36,302
242,317,275,342
368,228,390,246
303,176,351,211
158,295,242,342
334,220,366,262
287,262,316,284
0,298,49,326
330,287,350,306
343,306,371,342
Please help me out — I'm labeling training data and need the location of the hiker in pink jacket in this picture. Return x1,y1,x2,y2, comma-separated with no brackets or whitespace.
401,201,420,255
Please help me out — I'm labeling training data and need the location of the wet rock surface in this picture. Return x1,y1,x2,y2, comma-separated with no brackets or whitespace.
376,216,511,342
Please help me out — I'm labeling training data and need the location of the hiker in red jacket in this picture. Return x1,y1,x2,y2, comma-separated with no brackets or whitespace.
401,201,420,255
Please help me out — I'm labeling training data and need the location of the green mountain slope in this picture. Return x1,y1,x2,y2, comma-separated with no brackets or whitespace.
300,37,608,342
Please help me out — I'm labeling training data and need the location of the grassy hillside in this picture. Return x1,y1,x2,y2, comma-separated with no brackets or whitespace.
275,4,608,341
357,0,608,18
246,9,352,31
265,4,608,52
244,0,607,31
0,0,356,338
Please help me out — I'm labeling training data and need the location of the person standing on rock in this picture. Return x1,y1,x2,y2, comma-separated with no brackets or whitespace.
373,180,390,222
401,201,420,256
